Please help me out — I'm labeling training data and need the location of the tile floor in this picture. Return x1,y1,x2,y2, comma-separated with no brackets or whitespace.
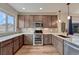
15,45,59,55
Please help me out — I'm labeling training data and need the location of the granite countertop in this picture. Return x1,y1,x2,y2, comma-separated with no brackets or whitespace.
53,34,79,48
0,32,79,48
0,33,23,42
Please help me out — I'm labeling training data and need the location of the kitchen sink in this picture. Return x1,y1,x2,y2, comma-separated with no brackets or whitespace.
58,35,70,38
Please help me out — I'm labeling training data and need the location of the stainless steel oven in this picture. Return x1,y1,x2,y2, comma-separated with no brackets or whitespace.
34,22,43,28
33,30,43,45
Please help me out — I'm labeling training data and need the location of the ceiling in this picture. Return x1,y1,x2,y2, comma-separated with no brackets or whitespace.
9,3,79,14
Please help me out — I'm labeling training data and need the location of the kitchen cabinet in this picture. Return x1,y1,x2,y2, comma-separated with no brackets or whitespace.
18,15,25,28
19,35,24,48
0,39,13,55
33,15,42,22
25,15,30,28
0,35,24,55
56,37,64,55
13,36,19,54
29,15,34,28
51,15,58,28
24,34,33,45
18,15,57,28
18,15,34,28
43,34,52,45
52,35,64,55
42,15,52,28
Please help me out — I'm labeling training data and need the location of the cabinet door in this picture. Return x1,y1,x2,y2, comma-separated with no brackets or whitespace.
42,16,48,28
29,15,34,28
19,35,24,48
18,15,25,28
1,43,13,55
52,35,64,55
51,15,58,28
0,40,13,55
13,37,19,53
43,34,52,45
47,16,52,28
43,34,48,45
24,34,33,45
48,34,52,44
33,15,42,22
57,38,64,55
25,15,30,28
42,15,52,28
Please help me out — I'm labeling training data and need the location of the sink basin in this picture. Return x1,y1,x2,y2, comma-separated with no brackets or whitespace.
58,35,70,38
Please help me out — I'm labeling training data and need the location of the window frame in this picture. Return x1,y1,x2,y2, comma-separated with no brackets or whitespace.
7,15,15,32
0,10,15,33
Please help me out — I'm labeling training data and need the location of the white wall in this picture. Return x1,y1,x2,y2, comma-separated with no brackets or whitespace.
0,3,18,31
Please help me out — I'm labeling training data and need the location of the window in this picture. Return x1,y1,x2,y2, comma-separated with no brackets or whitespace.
0,11,6,33
0,10,15,33
72,23,79,33
7,15,15,32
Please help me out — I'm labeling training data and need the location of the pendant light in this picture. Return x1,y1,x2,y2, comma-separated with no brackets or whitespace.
67,3,70,20
58,10,61,22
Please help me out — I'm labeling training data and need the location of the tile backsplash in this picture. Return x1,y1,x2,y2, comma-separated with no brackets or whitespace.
20,28,58,34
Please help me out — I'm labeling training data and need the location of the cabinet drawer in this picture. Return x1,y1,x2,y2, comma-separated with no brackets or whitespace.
0,39,13,47
1,43,13,55
24,34,33,45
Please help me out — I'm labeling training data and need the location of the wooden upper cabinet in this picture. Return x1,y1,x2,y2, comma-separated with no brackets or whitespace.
18,15,57,28
33,15,42,22
18,15,25,28
42,15,48,28
51,15,58,28
25,15,30,28
42,15,52,28
29,15,34,28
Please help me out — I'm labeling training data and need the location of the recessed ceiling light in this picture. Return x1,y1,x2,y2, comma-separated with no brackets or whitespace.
22,8,26,10
40,8,43,10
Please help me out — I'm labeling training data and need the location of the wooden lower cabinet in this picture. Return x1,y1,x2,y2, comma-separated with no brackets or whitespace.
13,37,19,54
0,39,13,55
0,35,24,55
24,34,33,45
43,34,52,45
52,35,64,55
19,35,24,48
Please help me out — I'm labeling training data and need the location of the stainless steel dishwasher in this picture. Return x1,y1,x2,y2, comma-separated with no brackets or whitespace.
64,41,79,55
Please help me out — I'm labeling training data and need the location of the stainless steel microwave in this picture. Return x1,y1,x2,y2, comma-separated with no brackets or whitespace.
34,22,43,27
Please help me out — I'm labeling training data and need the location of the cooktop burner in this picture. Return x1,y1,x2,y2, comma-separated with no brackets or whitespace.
34,30,43,33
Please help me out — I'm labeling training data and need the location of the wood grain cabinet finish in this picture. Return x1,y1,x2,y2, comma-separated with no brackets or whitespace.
24,15,30,28
13,37,19,54
24,34,33,45
33,15,42,22
29,15,34,28
18,15,58,28
51,15,58,28
57,38,64,55
52,35,64,55
18,15,25,28
0,39,13,55
43,34,52,45
42,15,52,28
0,35,24,55
19,35,24,48
42,15,48,28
